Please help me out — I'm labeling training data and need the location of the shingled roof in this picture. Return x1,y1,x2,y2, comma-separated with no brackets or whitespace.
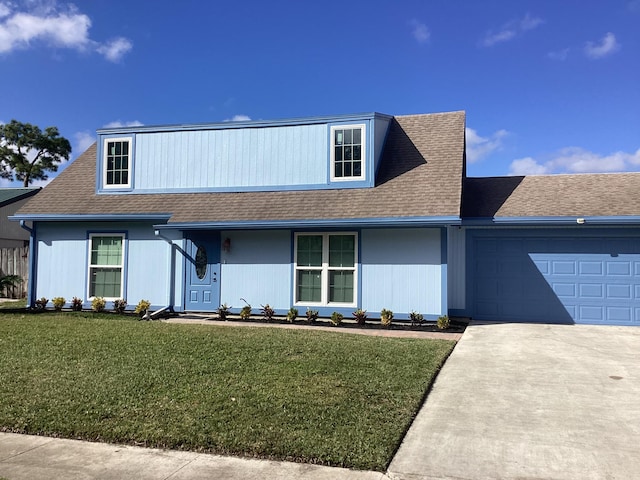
16,111,466,225
463,173,640,218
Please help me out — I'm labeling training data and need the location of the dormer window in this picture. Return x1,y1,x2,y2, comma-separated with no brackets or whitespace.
330,124,365,181
103,137,132,189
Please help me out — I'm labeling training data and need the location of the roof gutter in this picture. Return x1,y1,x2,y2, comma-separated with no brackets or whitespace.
155,216,462,231
463,216,640,226
10,213,172,222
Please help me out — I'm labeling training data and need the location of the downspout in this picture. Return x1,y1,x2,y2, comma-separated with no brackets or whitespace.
154,229,178,317
19,220,35,308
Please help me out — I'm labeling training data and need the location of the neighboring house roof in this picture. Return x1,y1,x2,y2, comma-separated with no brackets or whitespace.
463,173,640,219
0,188,40,208
15,112,466,226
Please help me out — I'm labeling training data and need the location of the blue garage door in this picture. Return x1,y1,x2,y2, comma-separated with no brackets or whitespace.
469,232,640,325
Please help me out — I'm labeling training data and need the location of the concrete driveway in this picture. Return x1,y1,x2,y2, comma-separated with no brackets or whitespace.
388,322,640,480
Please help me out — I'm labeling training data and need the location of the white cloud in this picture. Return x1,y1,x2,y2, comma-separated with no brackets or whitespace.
223,115,251,122
0,1,132,61
465,127,508,163
74,131,95,153
509,147,640,175
584,32,619,59
102,120,144,128
481,13,543,47
409,19,430,44
97,36,132,62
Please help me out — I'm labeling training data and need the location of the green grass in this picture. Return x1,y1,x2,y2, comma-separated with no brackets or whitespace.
0,314,455,471
0,298,26,309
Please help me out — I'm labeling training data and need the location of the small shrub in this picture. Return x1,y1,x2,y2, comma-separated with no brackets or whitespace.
380,308,394,327
352,308,368,325
330,311,344,326
305,308,319,323
217,303,231,320
409,311,424,327
35,297,48,310
52,297,66,311
261,304,275,321
113,298,127,314
286,307,298,322
134,299,151,316
71,297,83,311
91,297,106,312
437,315,450,330
240,305,251,320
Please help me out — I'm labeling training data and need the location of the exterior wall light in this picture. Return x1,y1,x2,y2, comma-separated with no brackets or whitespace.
223,237,231,252
576,218,585,224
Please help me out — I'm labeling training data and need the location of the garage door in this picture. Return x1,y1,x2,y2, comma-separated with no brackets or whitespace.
469,231,640,325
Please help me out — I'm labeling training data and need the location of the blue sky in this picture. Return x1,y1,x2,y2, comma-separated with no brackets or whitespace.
1,0,638,186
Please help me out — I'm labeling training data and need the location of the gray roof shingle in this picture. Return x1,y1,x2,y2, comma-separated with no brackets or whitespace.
463,173,640,218
17,111,467,224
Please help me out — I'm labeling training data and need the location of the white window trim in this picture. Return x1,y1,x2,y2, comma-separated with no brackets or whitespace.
293,232,358,307
102,137,132,189
330,124,366,182
87,233,126,300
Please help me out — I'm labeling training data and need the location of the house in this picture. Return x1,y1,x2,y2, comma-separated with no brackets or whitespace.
0,187,39,248
12,111,640,325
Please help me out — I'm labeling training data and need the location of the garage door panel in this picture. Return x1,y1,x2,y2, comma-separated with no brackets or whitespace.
471,233,640,325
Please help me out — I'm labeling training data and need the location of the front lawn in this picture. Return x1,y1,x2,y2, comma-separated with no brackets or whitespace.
0,314,454,471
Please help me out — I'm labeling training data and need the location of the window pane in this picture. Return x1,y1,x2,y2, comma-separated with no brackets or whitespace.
334,163,343,177
329,235,355,267
90,267,122,298
344,146,352,161
344,162,352,177
297,235,322,266
344,129,352,144
353,145,361,161
353,128,361,144
329,271,354,303
335,130,343,145
91,236,123,266
297,270,321,302
353,161,361,177
335,146,342,161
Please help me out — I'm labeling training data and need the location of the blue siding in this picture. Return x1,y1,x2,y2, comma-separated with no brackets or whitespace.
373,115,391,175
35,222,174,309
133,125,328,191
220,230,291,311
467,228,640,325
360,228,444,317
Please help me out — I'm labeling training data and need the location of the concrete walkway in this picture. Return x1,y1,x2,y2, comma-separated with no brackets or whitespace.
2,322,639,479
388,322,640,480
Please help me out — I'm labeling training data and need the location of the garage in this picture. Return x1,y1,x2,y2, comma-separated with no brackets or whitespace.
468,229,640,325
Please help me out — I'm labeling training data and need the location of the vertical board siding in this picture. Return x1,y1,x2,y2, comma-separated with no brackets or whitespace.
35,222,172,307
134,124,328,191
447,226,466,309
219,230,291,310
361,228,443,316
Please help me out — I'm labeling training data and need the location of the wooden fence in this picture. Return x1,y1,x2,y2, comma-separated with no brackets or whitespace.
0,246,29,299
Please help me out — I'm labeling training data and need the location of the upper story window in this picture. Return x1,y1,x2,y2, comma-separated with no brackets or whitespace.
103,137,132,189
330,124,365,181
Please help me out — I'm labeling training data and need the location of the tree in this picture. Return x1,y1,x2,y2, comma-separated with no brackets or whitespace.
0,120,72,187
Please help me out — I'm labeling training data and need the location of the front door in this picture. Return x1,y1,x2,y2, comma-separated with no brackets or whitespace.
185,233,220,312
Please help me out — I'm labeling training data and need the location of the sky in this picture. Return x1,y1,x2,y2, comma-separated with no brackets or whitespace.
0,0,638,187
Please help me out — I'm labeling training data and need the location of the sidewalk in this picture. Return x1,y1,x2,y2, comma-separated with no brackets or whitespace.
0,432,388,480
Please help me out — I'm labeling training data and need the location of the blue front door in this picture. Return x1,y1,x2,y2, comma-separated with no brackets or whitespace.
185,233,220,312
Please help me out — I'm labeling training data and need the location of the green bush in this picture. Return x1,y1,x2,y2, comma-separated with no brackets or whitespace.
409,311,424,326
134,299,151,316
286,307,298,322
380,309,393,327
330,311,344,326
52,297,66,311
91,297,106,312
240,305,251,320
437,315,450,330
305,308,319,323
